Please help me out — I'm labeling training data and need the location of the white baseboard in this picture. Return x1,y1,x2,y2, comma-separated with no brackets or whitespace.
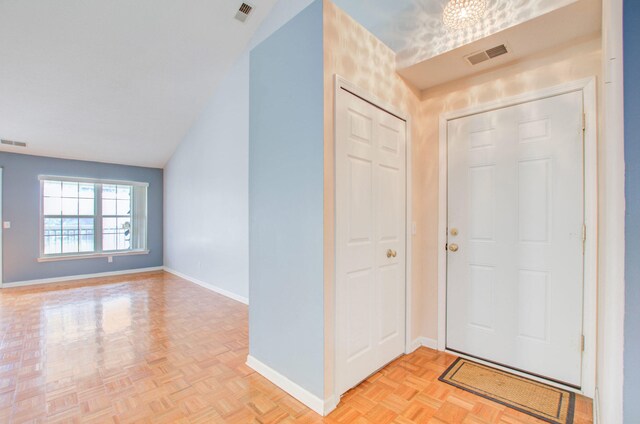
594,388,600,424
411,337,439,352
1,266,164,288
246,355,337,416
163,267,249,305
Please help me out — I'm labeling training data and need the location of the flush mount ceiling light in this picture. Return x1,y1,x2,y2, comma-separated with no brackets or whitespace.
443,0,487,30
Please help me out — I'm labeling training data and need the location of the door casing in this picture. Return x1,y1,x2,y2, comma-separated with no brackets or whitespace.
332,75,413,404
437,77,598,398
0,167,3,288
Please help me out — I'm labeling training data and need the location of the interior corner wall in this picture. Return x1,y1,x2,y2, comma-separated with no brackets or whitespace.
419,36,602,341
163,0,315,301
623,1,640,421
249,0,325,399
163,53,251,299
0,152,163,283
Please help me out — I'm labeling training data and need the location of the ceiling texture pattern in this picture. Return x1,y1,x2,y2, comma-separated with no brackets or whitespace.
332,0,578,67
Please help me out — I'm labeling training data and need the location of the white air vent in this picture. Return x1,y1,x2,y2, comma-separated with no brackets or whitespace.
465,44,510,66
235,3,254,23
1,139,27,147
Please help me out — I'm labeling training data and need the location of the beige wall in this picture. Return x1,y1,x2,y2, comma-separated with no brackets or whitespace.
323,0,602,399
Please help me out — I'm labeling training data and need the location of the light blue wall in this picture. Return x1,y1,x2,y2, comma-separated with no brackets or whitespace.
0,152,163,283
164,53,251,300
249,0,325,398
163,0,315,302
624,1,640,422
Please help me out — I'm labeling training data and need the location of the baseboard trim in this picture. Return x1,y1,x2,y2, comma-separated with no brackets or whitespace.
246,355,336,416
163,267,249,305
1,266,164,288
594,387,600,424
411,337,439,352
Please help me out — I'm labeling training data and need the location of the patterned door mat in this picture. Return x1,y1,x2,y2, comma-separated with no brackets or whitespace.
439,358,575,424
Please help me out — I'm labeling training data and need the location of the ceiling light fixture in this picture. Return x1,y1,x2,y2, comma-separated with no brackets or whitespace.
443,0,487,30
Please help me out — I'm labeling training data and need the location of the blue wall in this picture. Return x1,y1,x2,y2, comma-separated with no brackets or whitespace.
249,0,325,398
0,152,163,283
624,1,640,422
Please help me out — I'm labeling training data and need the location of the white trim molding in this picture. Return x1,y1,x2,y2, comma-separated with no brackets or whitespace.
1,266,164,288
38,175,149,187
163,267,249,305
597,0,625,421
410,337,439,352
37,249,150,263
246,355,338,416
0,167,3,288
437,77,599,398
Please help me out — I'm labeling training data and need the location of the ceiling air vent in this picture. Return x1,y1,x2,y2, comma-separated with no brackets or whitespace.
1,139,27,147
486,44,509,58
235,3,254,23
466,51,490,65
465,44,510,66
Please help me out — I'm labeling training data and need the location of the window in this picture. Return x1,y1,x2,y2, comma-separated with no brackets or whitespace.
40,177,148,260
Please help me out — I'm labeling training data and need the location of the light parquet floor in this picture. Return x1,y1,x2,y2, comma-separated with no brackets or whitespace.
0,271,593,423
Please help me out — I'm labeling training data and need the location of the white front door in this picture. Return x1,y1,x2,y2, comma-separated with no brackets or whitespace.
446,91,585,387
335,88,407,396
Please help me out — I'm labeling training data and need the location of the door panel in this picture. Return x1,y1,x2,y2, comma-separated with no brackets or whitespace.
447,91,584,386
336,89,406,396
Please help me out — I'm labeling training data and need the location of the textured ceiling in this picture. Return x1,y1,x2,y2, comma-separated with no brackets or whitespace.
332,0,579,68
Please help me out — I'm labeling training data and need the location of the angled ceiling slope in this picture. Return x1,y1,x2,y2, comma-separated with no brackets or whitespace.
0,0,277,168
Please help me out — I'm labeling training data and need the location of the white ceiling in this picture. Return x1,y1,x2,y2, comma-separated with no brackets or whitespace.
399,0,602,90
0,0,277,168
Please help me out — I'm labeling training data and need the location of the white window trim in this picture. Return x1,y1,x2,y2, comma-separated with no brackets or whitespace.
38,175,149,261
36,249,150,263
38,175,149,187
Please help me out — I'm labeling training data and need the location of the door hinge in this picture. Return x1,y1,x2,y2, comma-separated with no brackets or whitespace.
581,335,586,352
582,224,587,242
582,113,586,131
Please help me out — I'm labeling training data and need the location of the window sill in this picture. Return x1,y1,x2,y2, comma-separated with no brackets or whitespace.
37,250,150,263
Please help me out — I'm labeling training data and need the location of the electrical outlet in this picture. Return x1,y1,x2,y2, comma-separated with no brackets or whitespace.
2,222,10,229
108,256,113,263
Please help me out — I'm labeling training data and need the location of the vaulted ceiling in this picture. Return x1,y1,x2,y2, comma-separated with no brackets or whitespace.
0,0,278,168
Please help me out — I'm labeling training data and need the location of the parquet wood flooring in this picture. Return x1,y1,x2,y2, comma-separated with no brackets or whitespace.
0,271,592,423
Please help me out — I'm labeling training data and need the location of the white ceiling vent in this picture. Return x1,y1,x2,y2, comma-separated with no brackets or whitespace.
1,139,27,147
235,3,254,23
465,44,510,65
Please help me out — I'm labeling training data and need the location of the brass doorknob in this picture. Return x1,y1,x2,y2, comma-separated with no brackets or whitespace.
448,243,459,252
386,249,397,258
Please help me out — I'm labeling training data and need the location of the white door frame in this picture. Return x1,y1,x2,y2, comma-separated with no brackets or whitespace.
333,75,413,396
437,77,598,398
0,167,3,288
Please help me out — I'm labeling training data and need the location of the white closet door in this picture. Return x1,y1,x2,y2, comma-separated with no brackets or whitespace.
336,88,406,396
447,91,585,386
